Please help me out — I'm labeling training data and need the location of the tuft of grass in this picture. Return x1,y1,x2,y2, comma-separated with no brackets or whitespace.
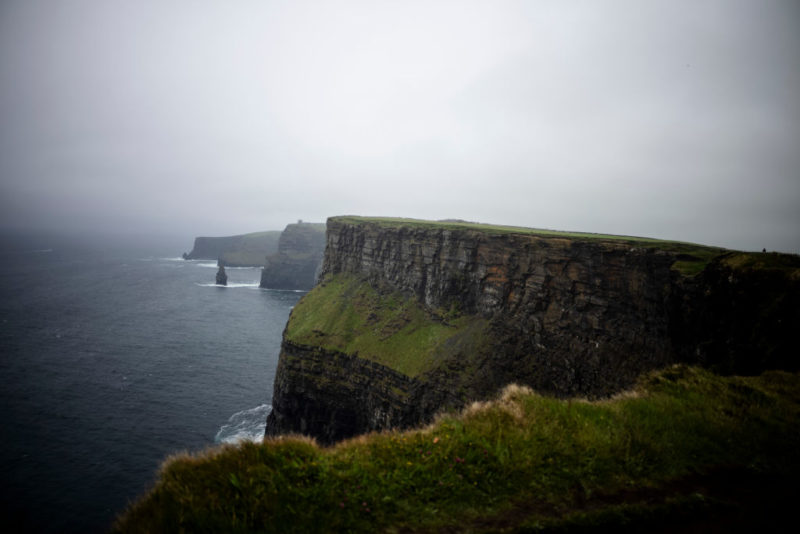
115,366,800,533
285,274,490,377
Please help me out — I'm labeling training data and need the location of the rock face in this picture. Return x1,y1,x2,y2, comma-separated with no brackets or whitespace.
259,223,326,290
183,232,281,267
266,217,800,444
670,253,800,375
215,265,227,286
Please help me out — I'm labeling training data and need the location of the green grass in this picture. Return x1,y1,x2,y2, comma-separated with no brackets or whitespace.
332,216,726,277
114,366,800,533
285,274,490,377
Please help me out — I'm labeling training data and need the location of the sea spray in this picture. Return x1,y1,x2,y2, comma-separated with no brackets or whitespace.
215,405,272,444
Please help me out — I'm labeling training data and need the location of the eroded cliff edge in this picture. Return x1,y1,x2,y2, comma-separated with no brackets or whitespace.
266,217,799,444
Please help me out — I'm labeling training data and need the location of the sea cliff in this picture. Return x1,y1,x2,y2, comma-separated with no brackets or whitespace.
116,217,800,533
267,217,800,443
259,222,326,290
183,231,281,267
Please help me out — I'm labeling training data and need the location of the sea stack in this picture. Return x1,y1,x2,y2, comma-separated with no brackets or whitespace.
215,264,227,286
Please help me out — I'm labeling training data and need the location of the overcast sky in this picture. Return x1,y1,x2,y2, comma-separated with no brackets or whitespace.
1,0,798,251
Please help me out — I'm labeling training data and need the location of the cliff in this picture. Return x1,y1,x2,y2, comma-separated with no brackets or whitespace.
259,222,326,290
267,216,800,444
183,231,281,267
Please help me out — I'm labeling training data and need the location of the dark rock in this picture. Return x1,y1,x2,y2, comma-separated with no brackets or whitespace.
266,217,800,444
216,265,227,286
259,222,326,290
670,252,800,375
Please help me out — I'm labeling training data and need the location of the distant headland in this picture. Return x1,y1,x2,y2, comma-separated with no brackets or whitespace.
182,221,326,290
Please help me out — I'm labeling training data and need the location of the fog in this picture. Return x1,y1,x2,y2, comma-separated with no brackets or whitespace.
1,0,798,252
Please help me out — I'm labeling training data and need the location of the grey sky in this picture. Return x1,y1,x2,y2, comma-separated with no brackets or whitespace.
1,0,798,252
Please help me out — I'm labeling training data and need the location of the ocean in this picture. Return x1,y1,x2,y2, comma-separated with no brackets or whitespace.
0,233,303,532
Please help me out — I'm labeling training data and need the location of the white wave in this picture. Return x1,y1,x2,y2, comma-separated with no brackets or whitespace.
138,257,187,263
215,404,271,444
198,263,261,270
259,288,308,293
195,282,260,288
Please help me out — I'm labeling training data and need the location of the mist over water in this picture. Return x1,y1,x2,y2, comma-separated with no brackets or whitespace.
0,233,301,532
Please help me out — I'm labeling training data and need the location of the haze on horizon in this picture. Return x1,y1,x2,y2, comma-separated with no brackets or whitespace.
1,0,798,252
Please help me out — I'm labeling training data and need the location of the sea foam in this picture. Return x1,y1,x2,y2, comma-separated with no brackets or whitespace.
195,282,260,288
215,404,271,444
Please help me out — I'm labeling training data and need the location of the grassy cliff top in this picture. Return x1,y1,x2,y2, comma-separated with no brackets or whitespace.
115,365,800,533
330,216,719,248
331,216,727,276
241,230,283,238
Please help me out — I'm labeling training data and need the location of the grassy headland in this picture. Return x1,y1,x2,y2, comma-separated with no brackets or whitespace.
218,231,282,267
115,366,800,533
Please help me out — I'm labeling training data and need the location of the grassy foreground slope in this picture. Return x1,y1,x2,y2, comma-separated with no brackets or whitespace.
115,366,800,533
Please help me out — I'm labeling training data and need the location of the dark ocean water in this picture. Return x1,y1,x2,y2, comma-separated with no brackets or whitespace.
0,234,302,533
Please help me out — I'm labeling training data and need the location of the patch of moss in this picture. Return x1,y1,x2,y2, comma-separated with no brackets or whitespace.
285,274,489,377
115,366,800,533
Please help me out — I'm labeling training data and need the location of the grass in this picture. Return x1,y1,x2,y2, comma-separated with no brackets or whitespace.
285,274,490,377
331,216,726,277
115,366,800,533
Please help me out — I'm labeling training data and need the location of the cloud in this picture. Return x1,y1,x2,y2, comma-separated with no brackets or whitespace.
1,0,798,251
